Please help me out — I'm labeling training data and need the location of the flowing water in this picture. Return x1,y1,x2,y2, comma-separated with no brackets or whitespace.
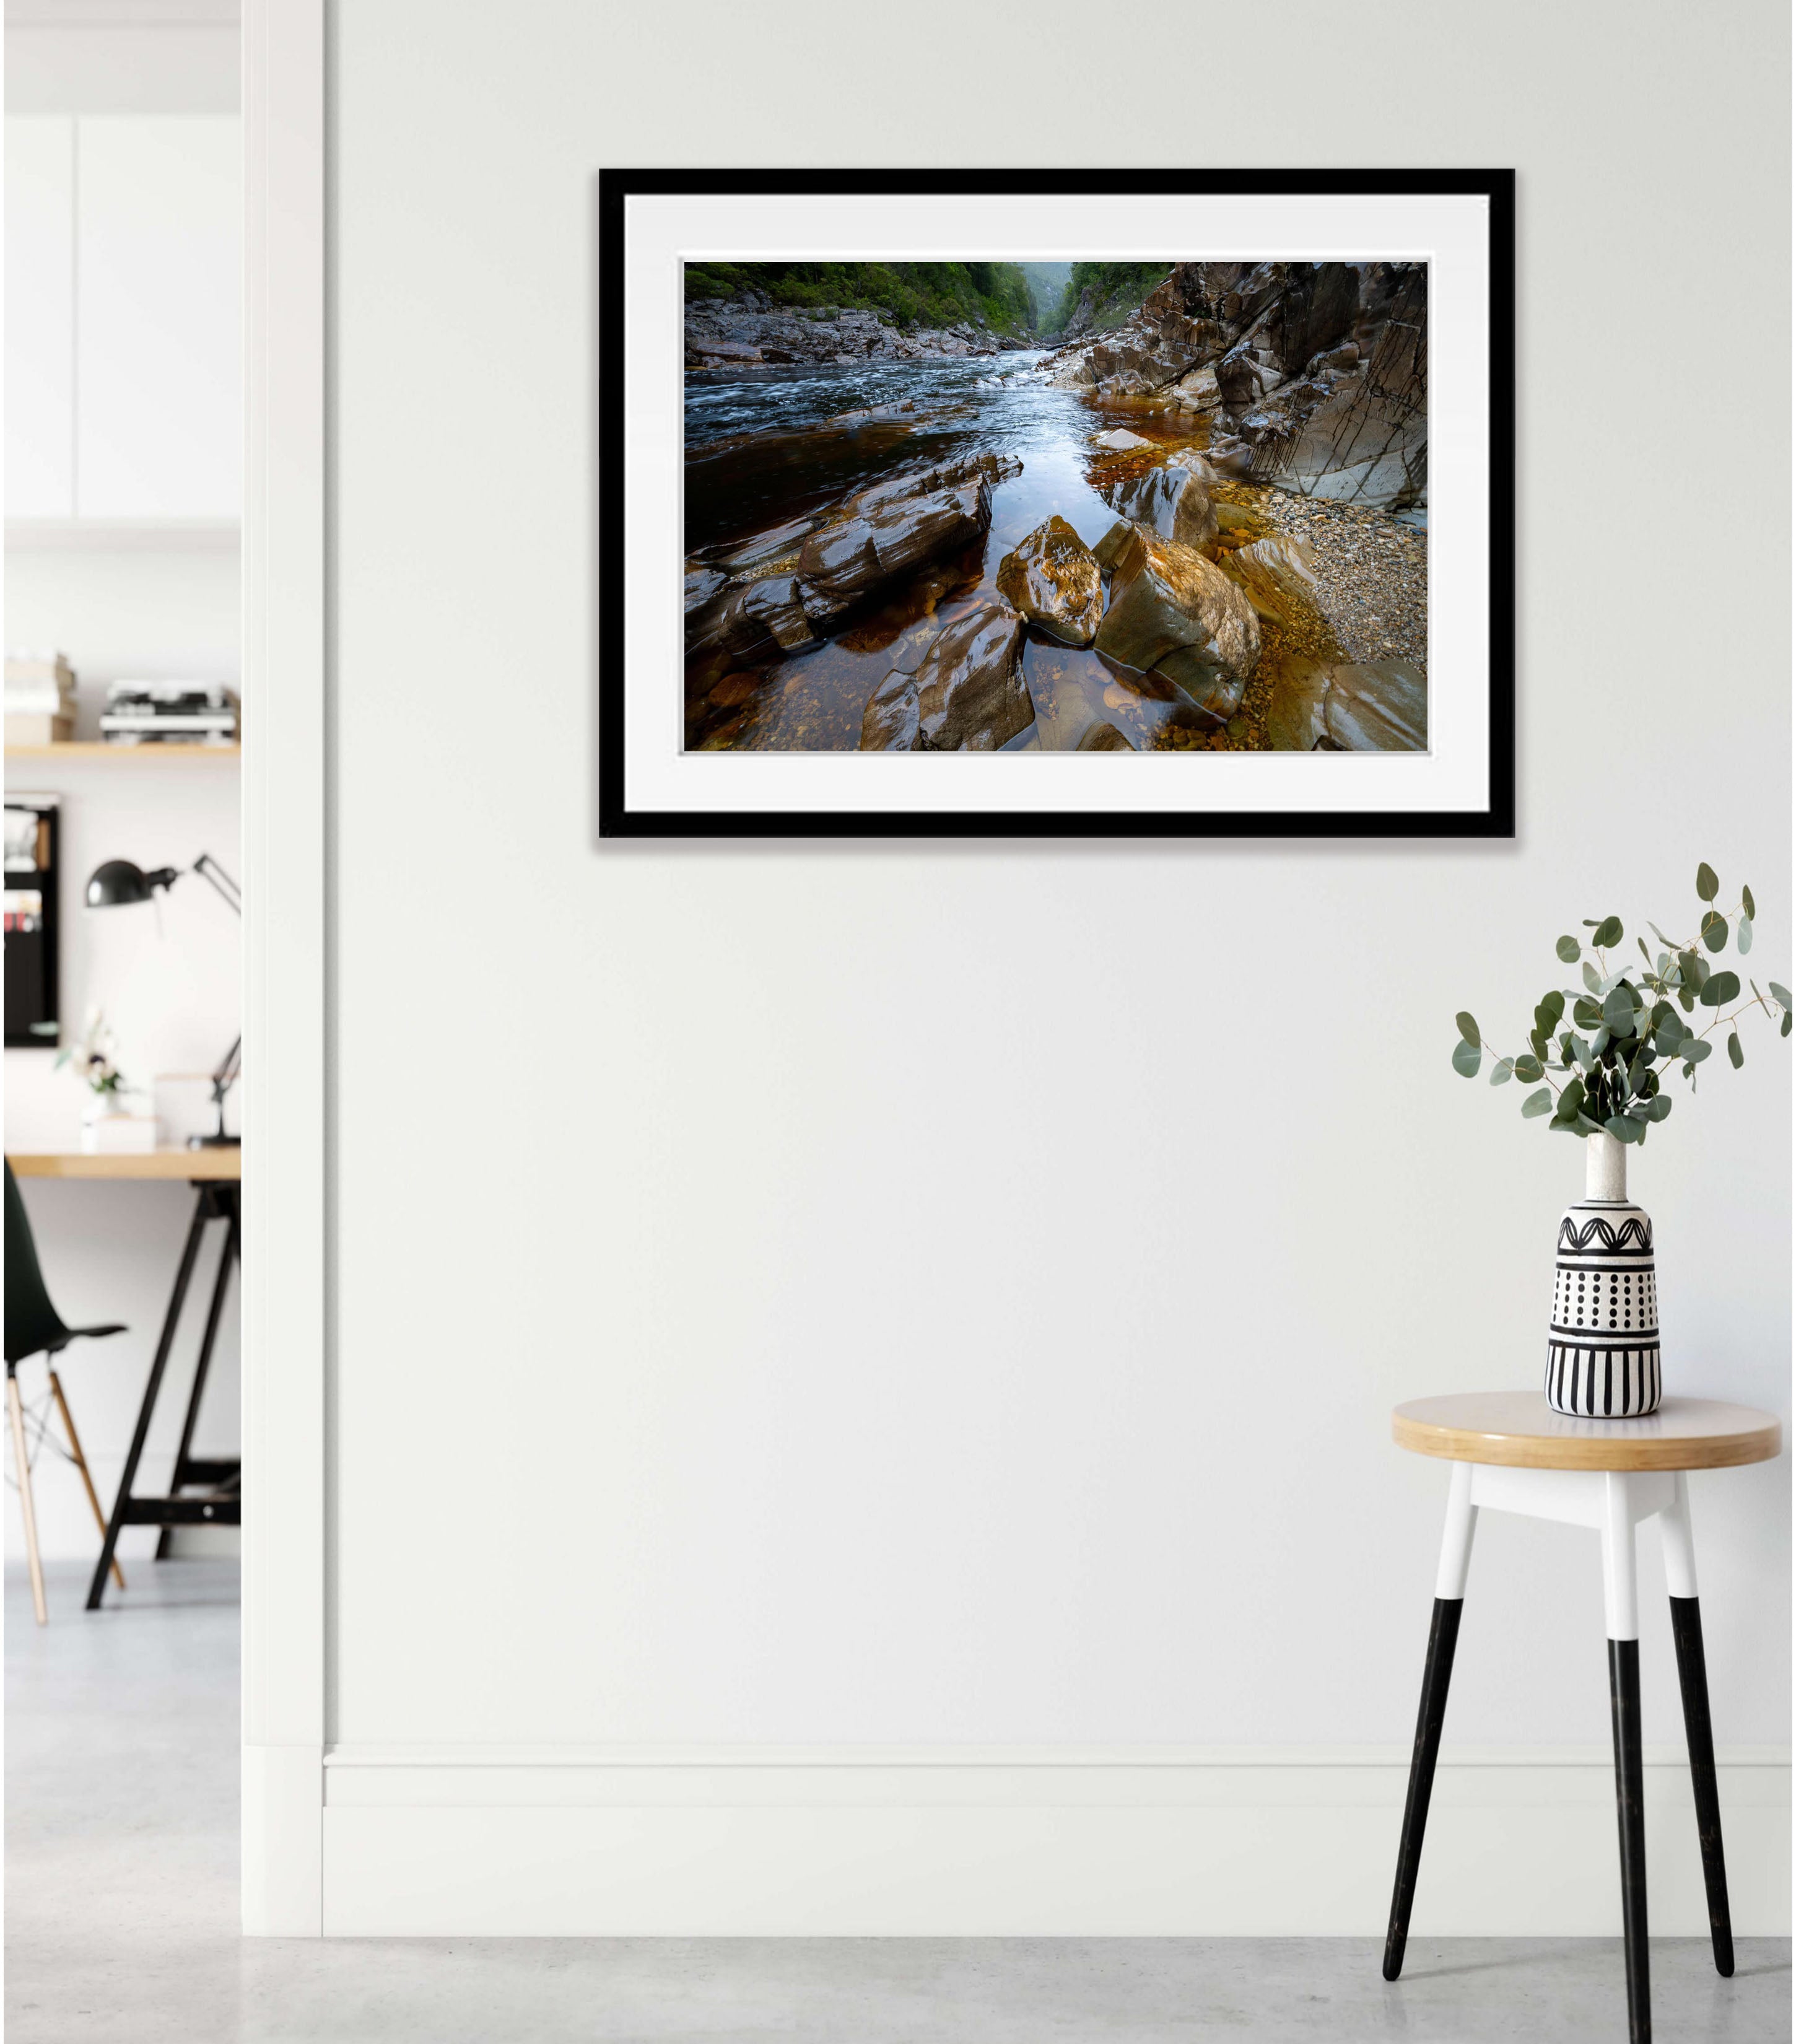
684,352,1278,753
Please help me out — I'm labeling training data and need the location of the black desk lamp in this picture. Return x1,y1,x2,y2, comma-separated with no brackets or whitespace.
85,854,241,1150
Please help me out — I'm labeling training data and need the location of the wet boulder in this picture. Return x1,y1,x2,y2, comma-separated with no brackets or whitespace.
735,575,821,653
714,517,817,578
1172,365,1222,410
1092,520,1138,575
1219,536,1326,631
1104,451,1218,551
1094,526,1260,694
684,564,730,649
1263,659,1426,751
1093,428,1153,452
1076,720,1134,752
796,476,992,611
995,516,1104,647
859,667,922,751
914,602,1032,751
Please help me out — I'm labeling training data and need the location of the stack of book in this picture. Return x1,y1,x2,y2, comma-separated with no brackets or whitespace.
4,652,76,745
100,681,239,746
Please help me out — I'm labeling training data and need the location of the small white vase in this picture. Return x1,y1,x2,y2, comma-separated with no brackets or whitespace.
1545,1131,1660,1417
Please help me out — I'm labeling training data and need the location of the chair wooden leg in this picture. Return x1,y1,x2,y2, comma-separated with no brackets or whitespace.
48,1369,125,1592
7,1371,48,1625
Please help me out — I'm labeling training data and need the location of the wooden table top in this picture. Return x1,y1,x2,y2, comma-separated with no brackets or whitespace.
6,1148,242,1182
1393,1391,1781,1472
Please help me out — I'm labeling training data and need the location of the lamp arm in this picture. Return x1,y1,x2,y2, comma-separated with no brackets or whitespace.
189,852,242,916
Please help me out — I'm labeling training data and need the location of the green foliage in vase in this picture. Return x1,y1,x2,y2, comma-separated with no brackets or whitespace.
1453,865,1791,1146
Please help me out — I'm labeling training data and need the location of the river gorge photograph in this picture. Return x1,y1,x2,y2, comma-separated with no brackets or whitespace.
681,258,1428,756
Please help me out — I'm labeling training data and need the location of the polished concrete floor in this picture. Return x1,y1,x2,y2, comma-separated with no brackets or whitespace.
6,1558,1790,2042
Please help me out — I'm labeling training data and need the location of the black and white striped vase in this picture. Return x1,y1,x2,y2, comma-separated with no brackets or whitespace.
1546,1132,1661,1417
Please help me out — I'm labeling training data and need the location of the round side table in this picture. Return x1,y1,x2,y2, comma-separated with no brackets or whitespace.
1385,1391,1781,2044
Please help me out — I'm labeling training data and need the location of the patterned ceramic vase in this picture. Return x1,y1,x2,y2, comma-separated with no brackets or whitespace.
1546,1132,1660,1417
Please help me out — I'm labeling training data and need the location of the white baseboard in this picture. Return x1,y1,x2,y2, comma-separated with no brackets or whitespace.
318,1745,1791,1937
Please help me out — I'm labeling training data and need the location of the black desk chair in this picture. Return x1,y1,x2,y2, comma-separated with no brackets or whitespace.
4,1162,128,1623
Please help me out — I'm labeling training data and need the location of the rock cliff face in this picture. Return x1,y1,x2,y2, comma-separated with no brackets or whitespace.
686,293,1008,370
1043,261,1426,511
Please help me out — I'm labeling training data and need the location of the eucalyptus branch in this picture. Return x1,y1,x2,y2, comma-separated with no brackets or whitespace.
1454,863,1790,1146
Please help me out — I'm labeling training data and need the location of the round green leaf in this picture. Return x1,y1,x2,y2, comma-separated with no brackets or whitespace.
1554,935,1580,964
1581,961,1603,995
1489,1057,1514,1086
1455,1010,1481,1047
1728,1031,1743,1069
1654,1013,1686,1055
1452,1038,1481,1078
1605,1114,1645,1144
1783,1011,1792,1039
1572,997,1603,1029
1701,909,1728,953
1685,1037,1713,1064
1520,1087,1554,1119
1602,986,1637,1036
1645,1094,1673,1122
1743,884,1756,920
1699,970,1740,1008
1769,981,1792,1009
1593,915,1623,949
1738,916,1753,954
1697,862,1720,902
1514,1054,1544,1083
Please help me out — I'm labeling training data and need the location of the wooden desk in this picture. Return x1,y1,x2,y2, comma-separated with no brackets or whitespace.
8,1148,242,1182
7,1147,242,1605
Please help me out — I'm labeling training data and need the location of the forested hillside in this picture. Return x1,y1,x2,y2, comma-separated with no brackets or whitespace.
684,261,1036,338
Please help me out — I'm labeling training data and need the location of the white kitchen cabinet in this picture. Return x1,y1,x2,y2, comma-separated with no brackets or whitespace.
6,118,77,518
75,116,240,518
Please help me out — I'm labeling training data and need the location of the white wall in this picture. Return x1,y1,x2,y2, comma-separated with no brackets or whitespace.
326,0,1790,1932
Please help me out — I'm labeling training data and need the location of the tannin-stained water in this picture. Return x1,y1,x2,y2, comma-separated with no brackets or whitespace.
684,351,1271,753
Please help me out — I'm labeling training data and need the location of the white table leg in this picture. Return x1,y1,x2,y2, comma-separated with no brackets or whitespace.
1602,1470,1640,1641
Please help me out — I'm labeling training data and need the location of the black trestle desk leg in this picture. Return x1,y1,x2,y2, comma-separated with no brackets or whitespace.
1609,1637,1651,2044
155,1204,239,1561
1383,1594,1463,1981
86,1189,209,1610
1668,1595,1733,1977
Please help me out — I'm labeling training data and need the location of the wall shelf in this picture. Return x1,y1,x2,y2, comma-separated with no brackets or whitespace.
5,742,240,762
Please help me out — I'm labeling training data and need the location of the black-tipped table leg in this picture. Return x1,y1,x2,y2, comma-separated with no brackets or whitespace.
1668,1595,1733,1976
1384,1596,1464,1980
1608,1637,1651,2043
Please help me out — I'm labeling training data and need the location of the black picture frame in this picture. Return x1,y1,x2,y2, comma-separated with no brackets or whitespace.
599,167,1514,840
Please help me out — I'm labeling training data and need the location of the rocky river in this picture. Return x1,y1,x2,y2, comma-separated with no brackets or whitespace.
683,261,1428,754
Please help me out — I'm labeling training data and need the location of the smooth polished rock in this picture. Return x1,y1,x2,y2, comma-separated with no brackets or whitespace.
1076,720,1134,751
1094,526,1260,690
1264,658,1428,751
1104,455,1218,551
914,601,1032,751
1219,535,1327,631
995,517,1104,647
1092,428,1153,452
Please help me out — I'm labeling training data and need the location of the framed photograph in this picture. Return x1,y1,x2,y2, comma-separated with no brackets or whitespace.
599,169,1513,839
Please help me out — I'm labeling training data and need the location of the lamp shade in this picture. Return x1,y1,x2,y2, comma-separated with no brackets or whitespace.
85,860,173,908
